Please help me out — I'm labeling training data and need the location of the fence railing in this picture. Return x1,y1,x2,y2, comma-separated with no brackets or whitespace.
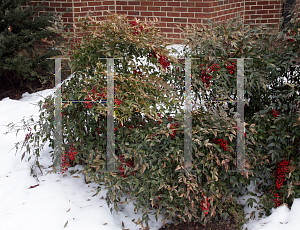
46,56,258,176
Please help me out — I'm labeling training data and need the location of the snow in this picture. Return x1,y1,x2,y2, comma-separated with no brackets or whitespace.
0,44,299,230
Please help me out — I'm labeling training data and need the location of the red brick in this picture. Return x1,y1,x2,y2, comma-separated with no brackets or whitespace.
167,2,180,6
148,6,160,11
95,6,109,11
195,2,211,7
251,14,262,19
55,7,69,12
122,6,135,10
153,12,167,17
245,10,256,15
73,8,80,12
74,2,87,7
255,1,266,5
262,5,275,9
116,1,127,5
262,14,274,18
159,28,173,33
128,1,141,6
127,11,139,15
167,12,180,17
154,1,166,6
214,6,221,11
181,13,195,17
155,22,167,27
49,2,61,7
161,17,173,22
135,6,147,11
161,7,174,11
87,2,103,7
245,1,255,6
141,11,153,16
267,18,280,23
257,10,269,14
109,10,126,15
74,12,90,17
251,5,263,10
61,12,73,17
80,7,95,12
175,7,187,12
195,13,210,18
61,2,73,8
103,1,115,6
181,2,195,7
174,17,187,22
260,20,269,24
273,13,281,18
202,7,212,13
141,1,154,6
189,7,205,12
188,18,201,23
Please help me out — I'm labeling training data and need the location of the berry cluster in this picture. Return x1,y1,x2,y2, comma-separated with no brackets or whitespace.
225,61,236,75
84,86,123,109
170,122,180,138
201,196,210,215
25,127,32,141
149,51,170,70
154,113,164,125
272,159,290,207
133,68,142,77
214,138,228,151
271,109,280,119
42,101,52,109
119,155,135,178
199,63,220,88
199,188,210,215
149,133,158,140
129,20,148,35
60,143,78,174
286,30,296,42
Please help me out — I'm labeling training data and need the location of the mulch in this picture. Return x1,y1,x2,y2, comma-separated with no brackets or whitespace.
159,220,239,230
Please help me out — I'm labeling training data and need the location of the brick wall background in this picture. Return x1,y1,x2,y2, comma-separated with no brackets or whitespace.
23,0,300,45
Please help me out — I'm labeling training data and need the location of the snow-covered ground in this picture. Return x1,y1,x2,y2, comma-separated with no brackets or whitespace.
0,45,299,230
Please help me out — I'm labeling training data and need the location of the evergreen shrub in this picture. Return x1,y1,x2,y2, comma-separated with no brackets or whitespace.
0,0,70,92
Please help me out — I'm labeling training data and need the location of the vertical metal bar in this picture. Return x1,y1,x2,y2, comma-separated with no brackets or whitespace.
53,58,62,171
236,58,246,173
184,58,193,173
107,58,115,171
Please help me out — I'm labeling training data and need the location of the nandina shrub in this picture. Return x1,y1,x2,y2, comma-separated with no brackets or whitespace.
6,11,300,230
176,10,300,223
249,91,300,216
5,12,257,229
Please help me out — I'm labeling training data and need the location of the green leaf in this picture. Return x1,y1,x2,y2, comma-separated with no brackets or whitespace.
139,187,145,193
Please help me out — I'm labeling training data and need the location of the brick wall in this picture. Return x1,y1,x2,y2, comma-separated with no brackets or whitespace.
244,0,283,30
23,0,300,45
